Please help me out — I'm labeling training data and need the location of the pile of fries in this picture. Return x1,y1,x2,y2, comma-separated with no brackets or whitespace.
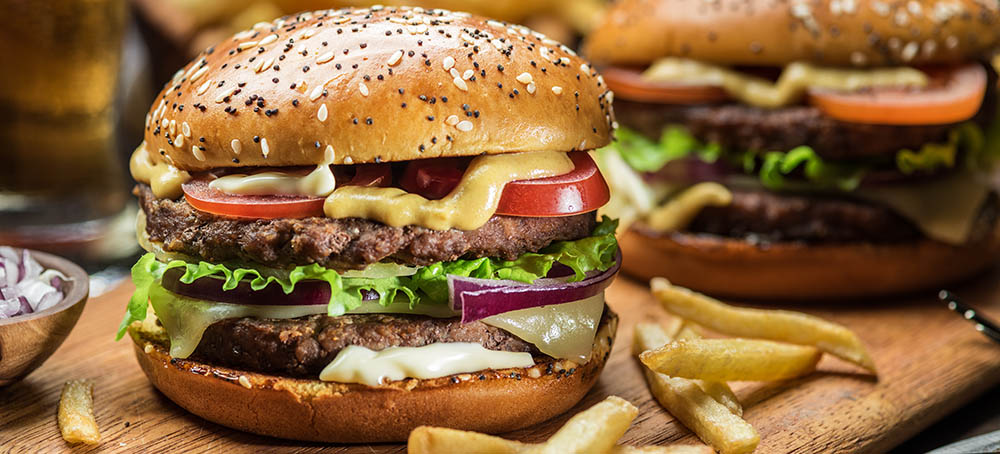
409,396,712,454
634,278,877,454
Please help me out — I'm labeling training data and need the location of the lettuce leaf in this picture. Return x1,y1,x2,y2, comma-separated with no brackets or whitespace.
117,217,619,340
609,122,993,191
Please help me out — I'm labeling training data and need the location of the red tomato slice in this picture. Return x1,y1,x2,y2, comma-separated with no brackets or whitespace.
496,152,610,217
808,63,987,125
183,164,392,219
601,66,729,104
399,157,470,200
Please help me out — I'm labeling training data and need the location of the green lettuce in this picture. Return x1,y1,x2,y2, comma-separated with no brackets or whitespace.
117,217,619,340
610,121,994,191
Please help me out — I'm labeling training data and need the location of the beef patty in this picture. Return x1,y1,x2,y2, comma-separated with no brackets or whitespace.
614,70,996,160
674,188,998,244
189,311,611,377
136,185,597,269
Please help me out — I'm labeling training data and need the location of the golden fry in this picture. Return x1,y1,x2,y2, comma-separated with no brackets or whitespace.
58,379,100,445
611,445,715,454
674,325,743,416
640,338,821,382
651,278,876,372
527,396,638,454
407,426,526,454
634,326,759,454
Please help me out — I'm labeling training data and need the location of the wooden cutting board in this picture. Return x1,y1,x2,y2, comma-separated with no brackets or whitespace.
4,270,1000,453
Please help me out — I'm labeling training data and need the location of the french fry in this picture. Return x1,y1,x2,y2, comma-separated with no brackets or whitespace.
631,321,683,356
674,325,743,416
526,396,638,454
407,403,702,454
408,426,527,454
651,278,876,372
611,445,715,454
634,325,759,454
58,379,100,445
641,338,821,382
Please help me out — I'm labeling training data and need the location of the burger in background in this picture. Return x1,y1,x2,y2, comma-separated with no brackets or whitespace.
585,0,1000,299
122,7,618,442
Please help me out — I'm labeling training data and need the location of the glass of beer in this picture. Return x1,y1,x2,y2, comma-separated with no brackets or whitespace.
0,0,134,266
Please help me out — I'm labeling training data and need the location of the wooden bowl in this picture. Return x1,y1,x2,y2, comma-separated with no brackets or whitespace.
0,249,89,386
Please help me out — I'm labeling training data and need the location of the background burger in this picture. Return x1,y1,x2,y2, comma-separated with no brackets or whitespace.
585,0,1000,299
119,6,618,442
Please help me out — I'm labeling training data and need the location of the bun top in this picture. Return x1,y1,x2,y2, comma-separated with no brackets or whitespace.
143,7,613,171
585,0,1000,68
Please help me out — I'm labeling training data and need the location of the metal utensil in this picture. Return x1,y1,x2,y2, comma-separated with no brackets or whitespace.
938,290,1000,345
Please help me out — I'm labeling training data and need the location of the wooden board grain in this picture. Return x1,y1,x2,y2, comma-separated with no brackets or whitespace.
4,271,1000,453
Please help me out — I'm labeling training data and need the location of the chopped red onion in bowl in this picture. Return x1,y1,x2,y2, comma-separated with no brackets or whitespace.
0,247,69,319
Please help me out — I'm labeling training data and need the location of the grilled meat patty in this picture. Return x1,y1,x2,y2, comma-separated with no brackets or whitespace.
136,184,597,269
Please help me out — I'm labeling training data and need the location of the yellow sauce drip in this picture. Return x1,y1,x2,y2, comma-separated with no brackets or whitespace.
646,182,733,232
642,58,929,108
129,142,191,199
324,151,574,231
209,146,336,197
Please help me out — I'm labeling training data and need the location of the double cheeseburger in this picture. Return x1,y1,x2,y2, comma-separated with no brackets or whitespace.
120,7,618,442
585,0,1000,299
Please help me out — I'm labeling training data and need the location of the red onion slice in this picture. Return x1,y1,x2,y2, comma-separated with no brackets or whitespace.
449,250,621,323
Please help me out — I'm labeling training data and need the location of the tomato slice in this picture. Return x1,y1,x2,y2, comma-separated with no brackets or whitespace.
808,63,987,125
496,152,610,217
601,66,730,104
399,157,470,200
182,164,392,219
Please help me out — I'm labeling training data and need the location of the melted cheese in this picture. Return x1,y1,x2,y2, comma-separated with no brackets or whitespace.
146,282,457,359
319,343,534,386
645,182,732,232
642,58,928,108
855,171,992,245
209,146,336,197
482,293,605,363
130,142,191,199
324,151,574,230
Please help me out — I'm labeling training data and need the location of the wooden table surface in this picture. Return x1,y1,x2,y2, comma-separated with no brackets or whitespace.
4,270,1000,453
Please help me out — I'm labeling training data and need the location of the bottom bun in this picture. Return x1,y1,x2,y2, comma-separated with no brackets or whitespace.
620,225,1000,300
127,307,617,443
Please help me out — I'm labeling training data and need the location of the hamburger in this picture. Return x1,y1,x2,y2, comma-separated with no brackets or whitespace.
119,6,618,442
585,0,1000,299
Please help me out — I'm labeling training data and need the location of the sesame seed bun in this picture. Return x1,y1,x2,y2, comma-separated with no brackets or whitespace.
144,6,613,172
126,308,617,443
619,224,1000,300
584,0,1000,67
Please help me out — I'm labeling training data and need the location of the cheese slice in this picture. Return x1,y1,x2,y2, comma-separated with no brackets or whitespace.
855,171,992,245
319,343,534,386
482,293,605,363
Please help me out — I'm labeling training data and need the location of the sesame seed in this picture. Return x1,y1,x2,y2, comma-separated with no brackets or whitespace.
526,83,536,94
442,56,455,71
452,77,468,91
316,51,335,64
238,376,252,389
196,80,212,95
462,69,474,80
387,49,403,66
237,40,259,51
174,134,184,148
317,104,328,122
456,120,473,132
190,66,209,83
552,86,563,95
344,156,354,164
181,121,191,137
192,146,206,161
261,137,270,157
901,41,919,61
258,34,278,46
309,86,324,101
449,68,461,79
446,115,460,125
359,82,370,96
579,63,589,74
516,72,532,84
215,87,237,103
231,139,242,154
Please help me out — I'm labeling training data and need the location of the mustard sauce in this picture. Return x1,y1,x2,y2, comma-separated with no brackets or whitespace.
129,142,191,199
